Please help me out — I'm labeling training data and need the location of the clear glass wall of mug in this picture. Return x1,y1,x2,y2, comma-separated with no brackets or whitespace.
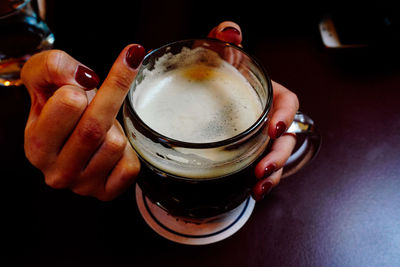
123,39,273,219
0,0,54,86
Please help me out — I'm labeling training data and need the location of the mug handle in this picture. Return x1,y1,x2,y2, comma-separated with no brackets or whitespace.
281,111,321,178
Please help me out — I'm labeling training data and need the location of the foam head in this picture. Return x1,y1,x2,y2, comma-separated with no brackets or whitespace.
132,47,263,143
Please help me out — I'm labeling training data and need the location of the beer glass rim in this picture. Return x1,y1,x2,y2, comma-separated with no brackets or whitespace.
126,38,273,149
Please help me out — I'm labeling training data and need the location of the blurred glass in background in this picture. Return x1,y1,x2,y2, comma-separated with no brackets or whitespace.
0,0,54,86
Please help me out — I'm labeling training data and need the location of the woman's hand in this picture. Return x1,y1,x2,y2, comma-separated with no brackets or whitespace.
252,80,299,201
22,44,146,201
209,21,299,201
22,21,298,202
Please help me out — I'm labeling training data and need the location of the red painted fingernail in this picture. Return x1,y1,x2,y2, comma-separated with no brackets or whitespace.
75,65,100,89
126,44,146,69
252,179,273,202
221,26,240,35
263,163,277,179
220,26,241,44
272,121,287,139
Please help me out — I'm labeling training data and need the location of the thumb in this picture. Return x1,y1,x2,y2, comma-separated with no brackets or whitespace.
21,49,99,113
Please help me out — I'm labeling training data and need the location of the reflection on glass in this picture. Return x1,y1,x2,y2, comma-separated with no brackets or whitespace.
0,0,54,86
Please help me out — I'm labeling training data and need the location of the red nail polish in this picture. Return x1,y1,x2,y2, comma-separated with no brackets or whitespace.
272,121,286,139
75,65,100,89
220,26,241,44
252,179,273,202
222,26,240,34
263,163,276,179
126,44,146,69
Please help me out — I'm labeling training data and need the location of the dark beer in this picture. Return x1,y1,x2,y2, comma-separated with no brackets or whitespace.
123,39,272,219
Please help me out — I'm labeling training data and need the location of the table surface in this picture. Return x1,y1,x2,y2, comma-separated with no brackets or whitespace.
2,1,400,266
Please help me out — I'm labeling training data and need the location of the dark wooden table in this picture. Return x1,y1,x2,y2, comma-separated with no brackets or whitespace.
2,1,400,266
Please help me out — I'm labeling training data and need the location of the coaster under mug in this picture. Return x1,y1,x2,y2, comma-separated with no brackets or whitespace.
135,184,255,245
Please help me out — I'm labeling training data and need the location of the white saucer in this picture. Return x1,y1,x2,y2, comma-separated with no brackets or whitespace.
135,184,255,245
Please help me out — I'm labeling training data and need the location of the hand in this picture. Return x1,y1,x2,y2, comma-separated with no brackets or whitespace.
209,21,299,201
22,44,146,201
22,21,298,202
21,21,249,201
252,80,298,201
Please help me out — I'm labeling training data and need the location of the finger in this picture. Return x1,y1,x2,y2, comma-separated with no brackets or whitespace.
83,44,145,133
100,144,140,201
21,50,99,118
205,22,243,68
208,21,242,46
81,122,127,179
56,44,145,174
252,169,283,201
254,134,297,179
207,26,217,38
71,122,128,197
269,81,299,139
252,134,297,201
24,85,88,170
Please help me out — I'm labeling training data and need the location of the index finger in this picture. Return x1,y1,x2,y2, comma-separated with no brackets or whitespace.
21,50,99,98
21,50,100,122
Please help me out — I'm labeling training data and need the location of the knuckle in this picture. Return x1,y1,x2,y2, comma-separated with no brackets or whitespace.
273,137,297,166
53,86,87,113
44,171,73,189
267,169,282,185
24,134,49,169
282,133,298,150
107,74,133,93
123,157,141,179
24,138,38,164
77,117,106,144
25,148,42,169
287,91,299,110
44,49,69,78
104,131,127,154
21,50,49,81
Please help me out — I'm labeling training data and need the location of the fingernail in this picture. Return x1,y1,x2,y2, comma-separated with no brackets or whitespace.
252,179,274,202
75,65,100,89
272,121,287,139
126,44,146,69
221,26,240,35
220,26,241,44
263,163,277,179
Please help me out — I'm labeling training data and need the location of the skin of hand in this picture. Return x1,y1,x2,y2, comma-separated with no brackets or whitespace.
22,21,298,201
209,22,299,201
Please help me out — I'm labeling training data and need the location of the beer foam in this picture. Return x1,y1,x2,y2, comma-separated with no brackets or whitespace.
132,47,263,143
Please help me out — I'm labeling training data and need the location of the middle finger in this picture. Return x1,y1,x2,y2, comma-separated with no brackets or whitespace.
56,44,145,173
70,122,127,197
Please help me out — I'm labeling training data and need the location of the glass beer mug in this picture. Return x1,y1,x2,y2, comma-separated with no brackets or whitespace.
123,39,320,244
0,0,54,86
